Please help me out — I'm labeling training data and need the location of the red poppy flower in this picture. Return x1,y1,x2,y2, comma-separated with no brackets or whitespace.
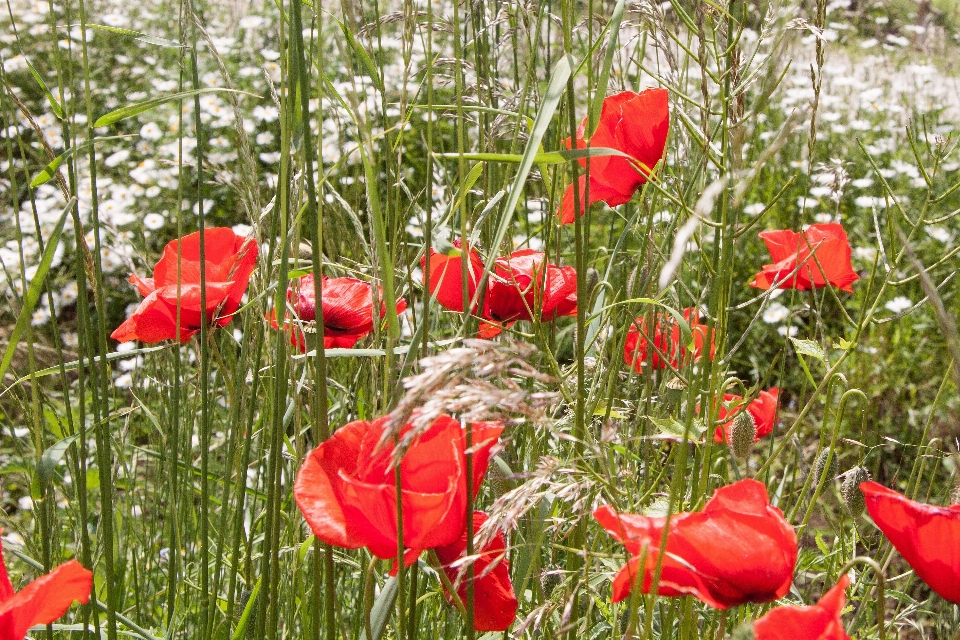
0,538,93,640
294,414,503,565
860,481,960,604
434,511,518,632
111,227,258,343
623,307,714,372
271,274,407,351
558,89,669,224
750,223,859,293
421,240,485,314
752,575,851,640
594,479,797,609
713,388,780,443
481,249,577,337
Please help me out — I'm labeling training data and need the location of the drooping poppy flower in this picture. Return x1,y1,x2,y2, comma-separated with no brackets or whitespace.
752,575,851,640
270,274,407,351
481,249,577,337
860,481,960,604
434,511,518,632
111,227,258,343
713,388,780,443
0,537,93,640
294,414,503,565
750,223,859,293
558,88,669,224
594,479,797,609
623,307,714,372
421,239,484,314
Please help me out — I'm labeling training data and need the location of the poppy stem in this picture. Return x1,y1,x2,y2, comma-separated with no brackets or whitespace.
838,557,886,640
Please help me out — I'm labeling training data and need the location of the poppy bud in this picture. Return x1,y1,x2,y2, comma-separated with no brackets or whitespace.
585,268,600,300
841,467,870,517
487,456,513,498
730,623,756,640
540,565,563,599
810,448,839,485
730,410,757,459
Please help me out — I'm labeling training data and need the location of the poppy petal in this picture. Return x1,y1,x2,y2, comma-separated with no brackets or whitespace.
0,558,92,640
753,575,851,640
861,481,960,603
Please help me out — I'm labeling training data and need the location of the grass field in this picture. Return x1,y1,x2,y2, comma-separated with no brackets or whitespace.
2,0,960,638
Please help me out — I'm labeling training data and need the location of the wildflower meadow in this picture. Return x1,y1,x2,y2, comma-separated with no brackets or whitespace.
3,0,960,638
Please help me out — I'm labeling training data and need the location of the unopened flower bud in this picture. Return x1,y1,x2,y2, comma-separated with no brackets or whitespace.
540,565,562,599
730,410,757,460
486,456,513,498
664,376,686,404
841,467,871,517
585,268,600,300
811,448,839,485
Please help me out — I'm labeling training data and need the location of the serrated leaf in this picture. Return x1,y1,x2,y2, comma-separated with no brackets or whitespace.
834,337,855,351
790,337,827,363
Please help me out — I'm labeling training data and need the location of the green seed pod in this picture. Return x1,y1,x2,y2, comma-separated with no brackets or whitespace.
540,565,562,599
730,410,757,460
664,376,686,404
811,448,839,485
841,467,871,517
730,622,756,640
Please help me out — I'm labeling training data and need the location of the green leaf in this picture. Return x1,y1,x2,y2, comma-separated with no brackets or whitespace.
790,337,827,363
0,200,71,385
33,435,79,498
360,576,397,640
339,21,383,93
30,135,137,187
88,23,184,48
94,88,255,128
24,56,63,118
587,0,626,136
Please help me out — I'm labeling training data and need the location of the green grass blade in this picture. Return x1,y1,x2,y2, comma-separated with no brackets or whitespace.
587,0,625,136
93,88,256,128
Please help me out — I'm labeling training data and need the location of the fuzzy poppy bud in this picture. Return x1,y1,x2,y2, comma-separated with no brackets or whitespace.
487,456,513,498
811,448,839,485
540,565,563,599
841,467,871,517
585,268,600,300
730,623,756,640
730,409,757,459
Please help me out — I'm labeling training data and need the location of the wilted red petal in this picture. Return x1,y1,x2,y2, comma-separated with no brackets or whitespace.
595,479,797,609
753,575,851,640
435,512,518,632
861,481,960,603
0,541,92,640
